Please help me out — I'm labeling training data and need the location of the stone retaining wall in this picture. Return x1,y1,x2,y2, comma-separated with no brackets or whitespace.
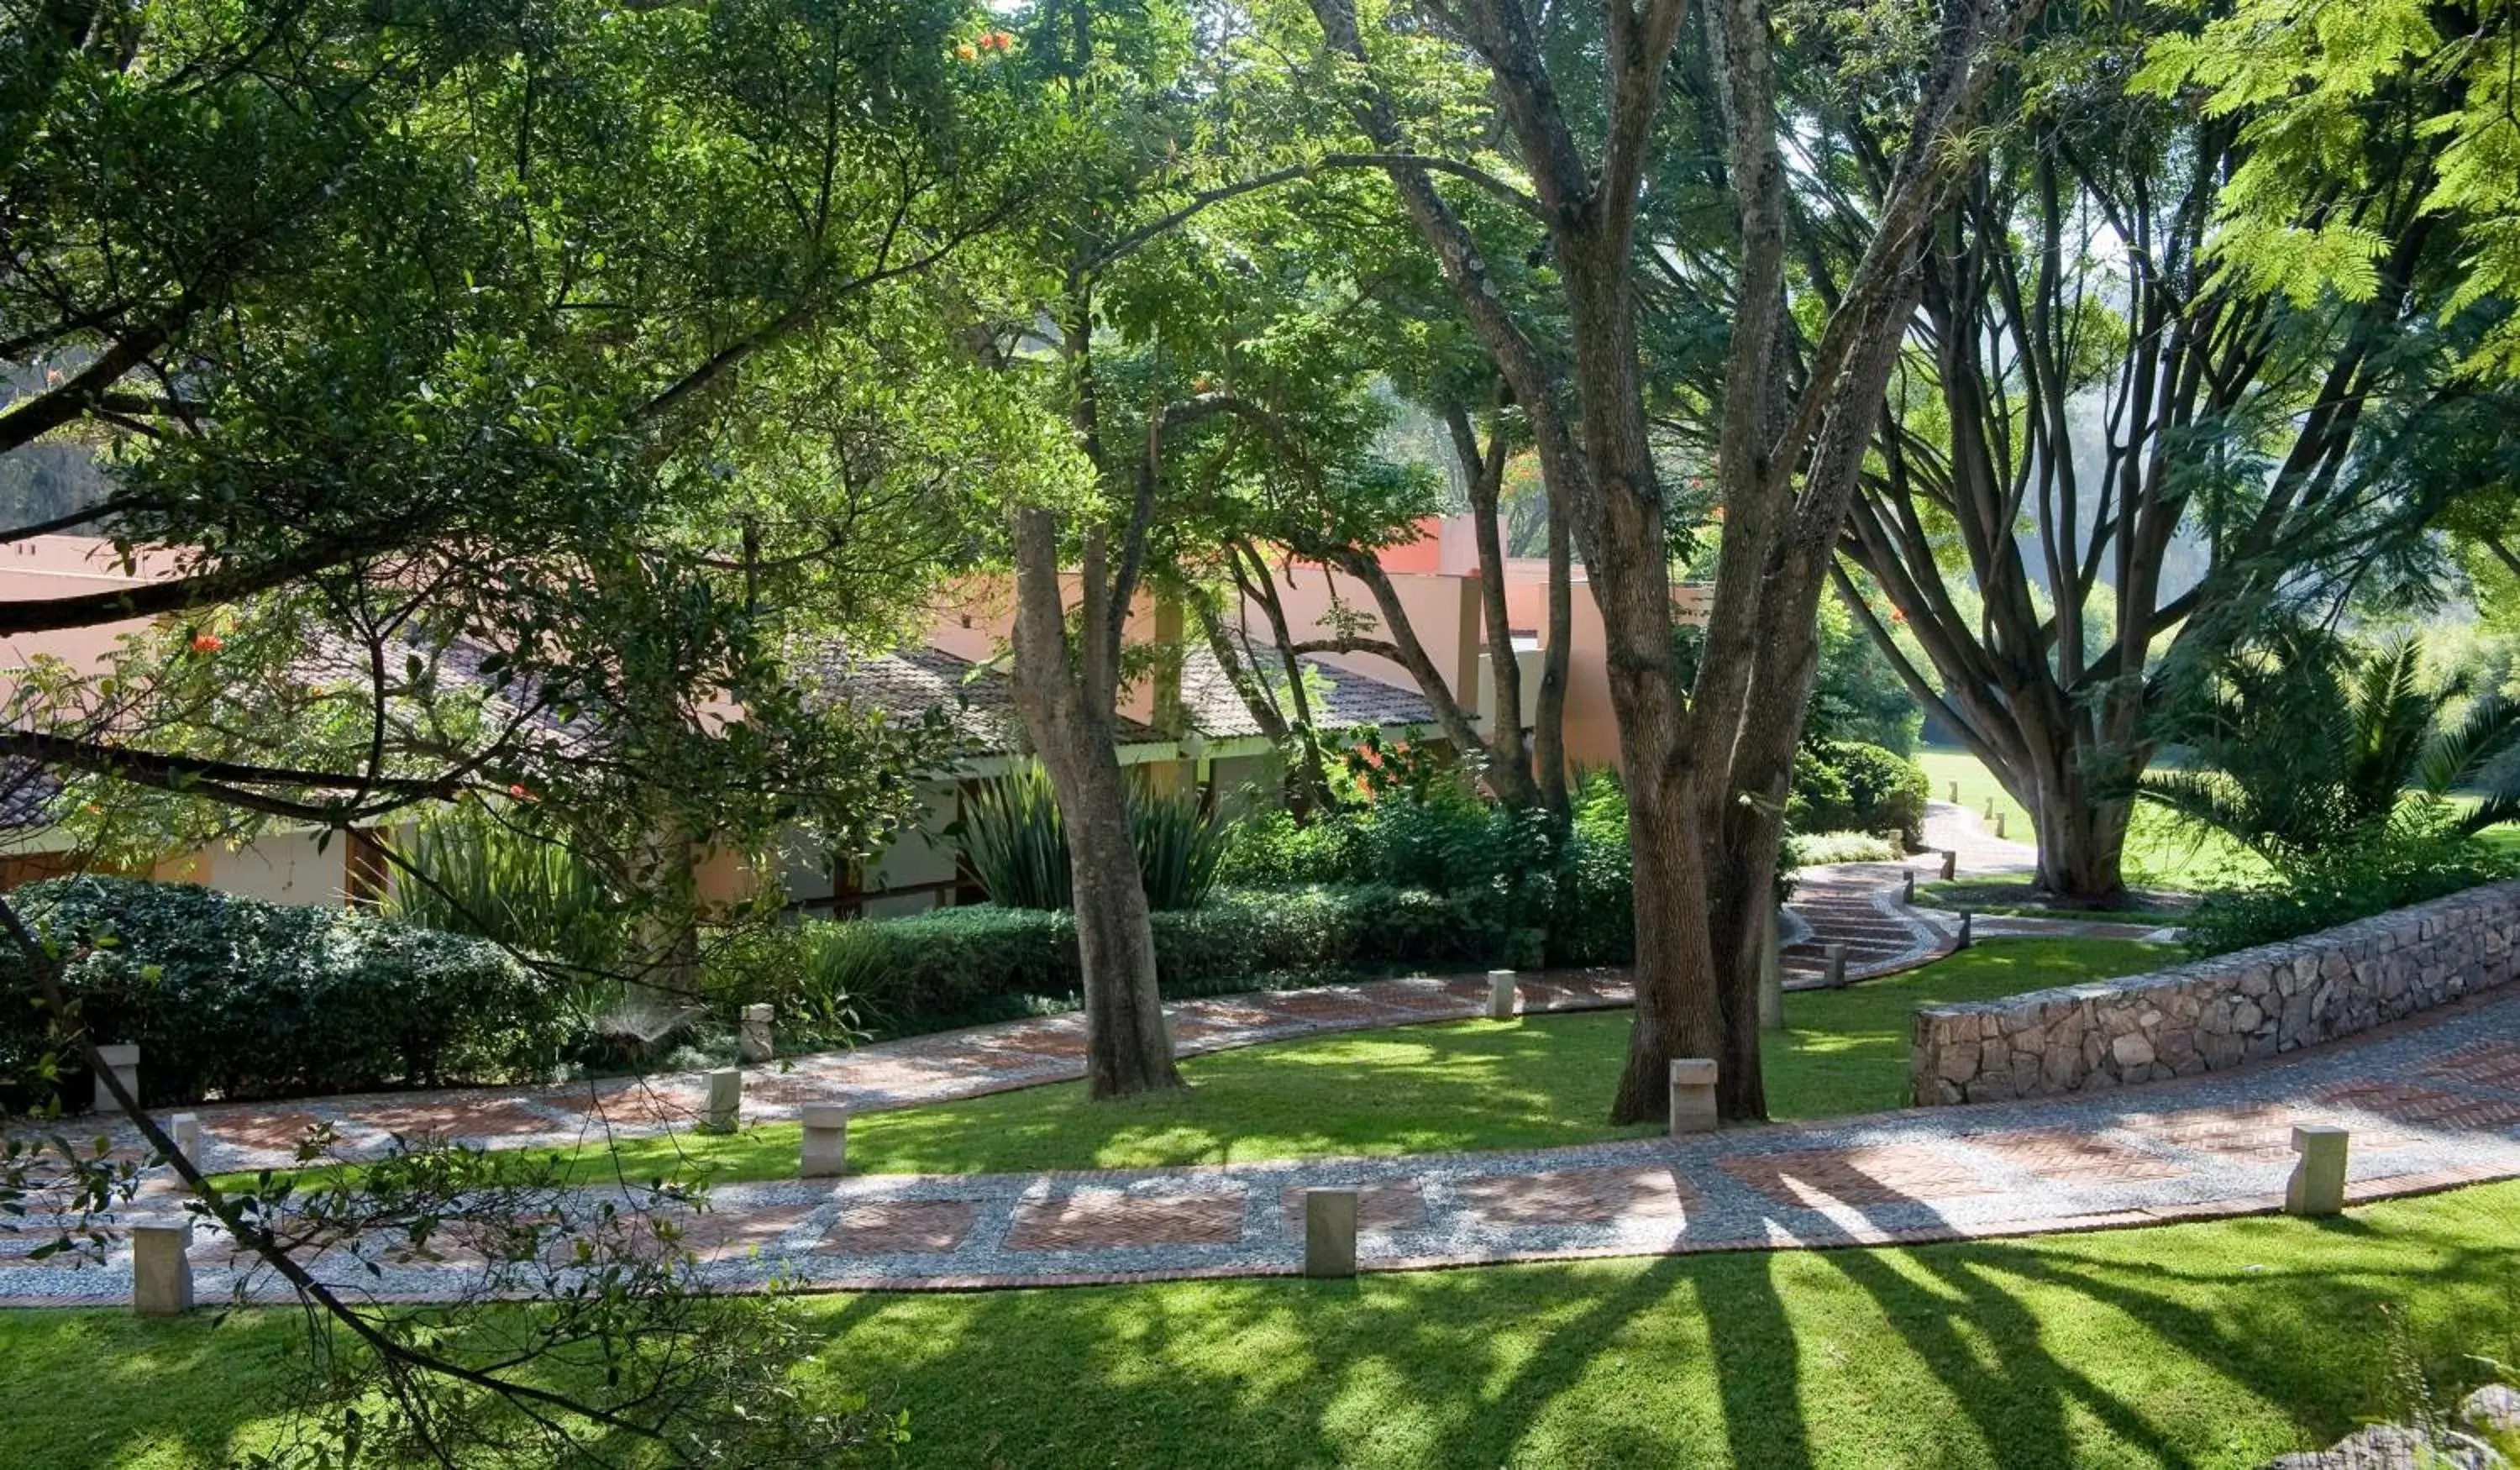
1909,880,2520,1105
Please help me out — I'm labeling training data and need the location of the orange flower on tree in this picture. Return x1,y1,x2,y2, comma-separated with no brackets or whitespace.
189,633,223,654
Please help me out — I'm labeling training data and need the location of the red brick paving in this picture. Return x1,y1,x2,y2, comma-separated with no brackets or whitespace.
1453,1164,1693,1226
1004,1190,1247,1251
1961,1128,2190,1185
1275,1182,1428,1235
1721,1145,2008,1209
818,1200,980,1255
2420,1040,2520,1091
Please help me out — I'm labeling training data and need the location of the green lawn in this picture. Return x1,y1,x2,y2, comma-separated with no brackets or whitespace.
8,1180,2517,1469
498,938,2171,1186
1914,748,2271,892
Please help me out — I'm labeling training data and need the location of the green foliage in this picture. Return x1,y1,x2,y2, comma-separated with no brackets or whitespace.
1785,832,1901,866
2140,0,2520,378
2181,824,2518,956
951,769,1074,910
382,812,629,978
1789,741,1930,848
0,877,570,1108
2141,628,2520,858
1809,596,1924,753
1215,772,1635,968
794,885,1484,1033
949,768,1231,912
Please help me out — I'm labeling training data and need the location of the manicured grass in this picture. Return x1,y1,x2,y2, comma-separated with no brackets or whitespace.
1914,748,2272,892
488,938,2171,1186
7,1180,2517,1468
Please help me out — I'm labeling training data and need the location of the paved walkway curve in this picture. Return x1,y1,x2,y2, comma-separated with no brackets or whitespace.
4,988,2516,1305
12,799,2499,1308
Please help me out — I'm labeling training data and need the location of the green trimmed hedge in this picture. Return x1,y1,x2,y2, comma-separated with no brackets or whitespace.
0,876,572,1108
801,885,1502,1033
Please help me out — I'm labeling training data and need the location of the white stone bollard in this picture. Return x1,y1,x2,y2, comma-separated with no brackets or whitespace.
702,1067,741,1134
92,1042,139,1114
2286,1126,2349,1216
131,1221,192,1317
800,1104,849,1178
1485,969,1517,1021
738,1004,774,1063
1824,943,1848,989
1940,848,1958,882
1668,1058,1719,1137
1957,911,1974,949
1304,1188,1358,1278
168,1114,202,1170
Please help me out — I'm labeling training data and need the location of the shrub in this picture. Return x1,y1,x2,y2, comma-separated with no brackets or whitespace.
0,876,572,1107
1789,740,1929,848
2182,827,2518,956
950,767,1230,911
796,884,1504,1033
384,811,629,976
1786,831,1900,866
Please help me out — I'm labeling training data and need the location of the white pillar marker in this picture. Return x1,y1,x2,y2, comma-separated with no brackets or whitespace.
1824,943,1848,989
131,1221,192,1318
738,1004,774,1063
1668,1058,1719,1137
2286,1126,2349,1216
168,1114,201,1170
93,1043,139,1114
702,1068,741,1134
800,1104,849,1178
1486,969,1517,1021
1304,1188,1358,1278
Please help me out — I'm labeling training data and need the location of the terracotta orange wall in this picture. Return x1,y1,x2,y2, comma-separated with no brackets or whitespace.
0,536,173,679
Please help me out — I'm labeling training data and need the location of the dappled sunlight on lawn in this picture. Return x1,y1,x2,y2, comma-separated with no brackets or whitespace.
8,1182,2516,1467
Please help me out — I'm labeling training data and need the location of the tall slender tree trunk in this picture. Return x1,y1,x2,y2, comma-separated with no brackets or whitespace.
1009,505,1182,1100
1534,457,1573,815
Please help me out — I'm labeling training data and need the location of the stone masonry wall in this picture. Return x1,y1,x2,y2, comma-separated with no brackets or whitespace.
1909,880,2520,1105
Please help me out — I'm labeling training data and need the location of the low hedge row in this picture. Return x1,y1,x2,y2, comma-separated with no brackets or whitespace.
802,885,1507,1032
0,876,572,1108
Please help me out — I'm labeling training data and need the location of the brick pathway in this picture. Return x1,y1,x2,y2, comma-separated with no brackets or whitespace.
1780,801,2177,986
6,986,2516,1305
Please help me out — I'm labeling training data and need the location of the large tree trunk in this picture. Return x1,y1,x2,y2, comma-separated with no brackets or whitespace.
1009,502,1182,1100
1533,454,1573,815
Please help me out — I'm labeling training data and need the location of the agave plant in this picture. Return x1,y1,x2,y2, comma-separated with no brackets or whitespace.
384,812,630,974
2139,629,2520,859
948,766,1228,911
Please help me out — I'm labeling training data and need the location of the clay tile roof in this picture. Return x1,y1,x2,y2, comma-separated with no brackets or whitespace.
806,646,1161,757
1177,648,1437,740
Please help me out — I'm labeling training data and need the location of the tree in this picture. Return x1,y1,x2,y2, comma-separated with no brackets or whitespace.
1268,0,2034,1120
3,0,1041,1455
2139,627,2520,858
1818,2,2475,901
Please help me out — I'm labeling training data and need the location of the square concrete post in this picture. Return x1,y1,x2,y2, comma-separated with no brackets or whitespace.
1948,780,1960,804
1758,909,1785,1032
168,1113,201,1169
131,1221,192,1317
1304,1188,1357,1278
1901,869,1916,905
1824,943,1848,989
1940,849,1958,882
1668,1059,1719,1136
2286,1126,2349,1216
701,1067,741,1134
800,1104,849,1178
738,1004,774,1063
93,1042,139,1113
1994,811,2008,840
1982,797,1996,822
1956,911,1974,949
1485,969,1517,1021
